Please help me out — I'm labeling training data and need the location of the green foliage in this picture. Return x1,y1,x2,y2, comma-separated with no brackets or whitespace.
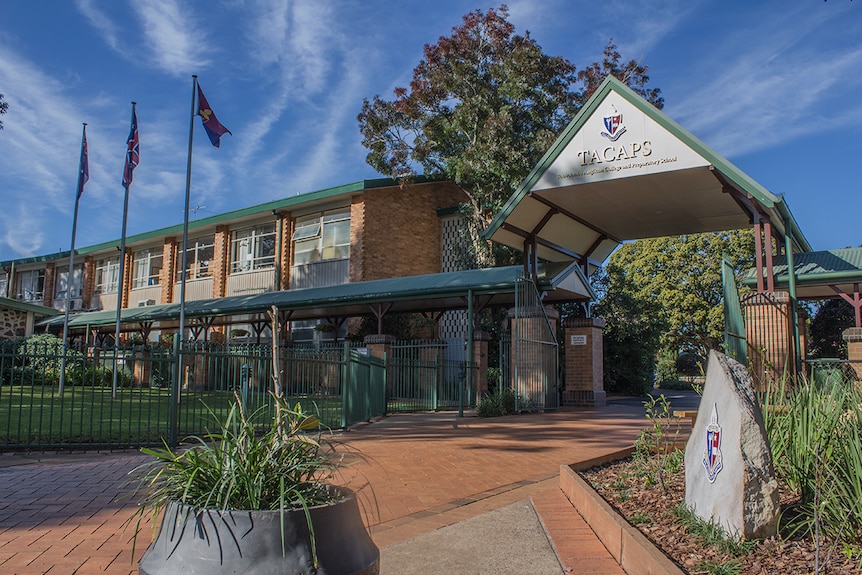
632,394,682,491
130,395,339,564
655,348,678,385
808,299,854,358
674,503,755,556
476,386,530,417
357,7,661,266
765,379,862,543
593,231,754,392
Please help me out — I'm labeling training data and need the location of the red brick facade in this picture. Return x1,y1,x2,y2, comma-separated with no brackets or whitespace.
562,318,605,406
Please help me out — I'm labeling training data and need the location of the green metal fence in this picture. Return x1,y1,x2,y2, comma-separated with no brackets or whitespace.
386,340,477,412
0,339,390,450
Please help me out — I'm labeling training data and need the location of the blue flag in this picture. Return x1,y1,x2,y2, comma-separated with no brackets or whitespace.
197,84,231,148
77,126,89,199
123,107,139,190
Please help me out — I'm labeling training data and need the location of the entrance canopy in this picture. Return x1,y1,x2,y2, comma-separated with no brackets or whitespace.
483,76,811,274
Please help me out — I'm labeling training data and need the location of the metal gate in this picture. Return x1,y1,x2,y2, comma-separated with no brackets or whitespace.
510,274,559,411
722,256,747,364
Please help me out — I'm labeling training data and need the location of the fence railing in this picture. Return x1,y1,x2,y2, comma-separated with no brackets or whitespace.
802,358,862,387
0,338,475,450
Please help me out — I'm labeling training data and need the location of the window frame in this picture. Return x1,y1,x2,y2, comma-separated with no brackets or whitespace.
230,223,277,273
94,257,120,295
132,248,163,289
176,235,215,281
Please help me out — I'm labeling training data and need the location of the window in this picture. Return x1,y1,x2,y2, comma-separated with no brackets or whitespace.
176,235,215,281
17,269,45,302
132,249,163,288
0,271,8,298
292,208,350,265
95,257,120,294
55,265,83,300
230,223,276,273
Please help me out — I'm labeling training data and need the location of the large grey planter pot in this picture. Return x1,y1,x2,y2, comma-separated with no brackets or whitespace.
139,488,379,575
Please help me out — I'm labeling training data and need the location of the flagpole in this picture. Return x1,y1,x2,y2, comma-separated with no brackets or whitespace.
112,102,137,399
58,123,88,397
177,75,197,393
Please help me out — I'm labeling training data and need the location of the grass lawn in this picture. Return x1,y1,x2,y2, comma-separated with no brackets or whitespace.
0,385,345,448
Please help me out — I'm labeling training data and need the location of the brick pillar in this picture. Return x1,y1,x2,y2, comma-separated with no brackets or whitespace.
43,262,56,307
349,197,365,283
161,238,177,304
276,211,291,291
212,225,230,298
363,334,394,360
562,317,606,407
120,248,133,309
81,256,95,310
743,290,795,391
472,330,490,399
843,328,862,380
508,305,560,411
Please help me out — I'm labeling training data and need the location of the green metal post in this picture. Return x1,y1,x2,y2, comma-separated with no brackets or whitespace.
341,340,349,429
169,333,180,446
463,289,474,418
784,223,802,377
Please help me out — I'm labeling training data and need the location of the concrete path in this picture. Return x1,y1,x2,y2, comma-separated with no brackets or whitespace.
0,392,699,574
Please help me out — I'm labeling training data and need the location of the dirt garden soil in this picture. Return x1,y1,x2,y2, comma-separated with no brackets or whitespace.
581,458,861,575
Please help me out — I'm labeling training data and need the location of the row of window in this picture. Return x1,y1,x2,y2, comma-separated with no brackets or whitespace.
8,209,351,301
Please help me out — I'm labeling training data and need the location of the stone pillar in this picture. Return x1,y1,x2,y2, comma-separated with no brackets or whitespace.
743,291,795,392
508,305,560,411
212,225,230,298
562,318,606,407
472,330,490,399
843,328,862,380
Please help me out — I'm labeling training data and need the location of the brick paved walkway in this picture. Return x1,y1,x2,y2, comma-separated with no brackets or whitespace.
0,398,653,575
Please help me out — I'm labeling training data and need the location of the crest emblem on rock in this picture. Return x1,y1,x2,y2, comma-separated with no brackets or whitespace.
601,105,626,141
702,403,723,483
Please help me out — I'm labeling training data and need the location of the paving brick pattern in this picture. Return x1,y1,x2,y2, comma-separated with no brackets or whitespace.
0,400,648,574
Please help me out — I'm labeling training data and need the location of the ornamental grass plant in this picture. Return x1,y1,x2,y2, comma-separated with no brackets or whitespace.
128,393,340,564
763,377,862,561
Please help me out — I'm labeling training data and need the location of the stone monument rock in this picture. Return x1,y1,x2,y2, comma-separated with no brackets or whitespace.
684,350,779,539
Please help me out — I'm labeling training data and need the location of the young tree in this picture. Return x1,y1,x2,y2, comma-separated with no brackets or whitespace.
357,6,662,265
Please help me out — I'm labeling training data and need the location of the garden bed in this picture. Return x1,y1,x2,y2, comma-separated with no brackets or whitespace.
574,455,860,575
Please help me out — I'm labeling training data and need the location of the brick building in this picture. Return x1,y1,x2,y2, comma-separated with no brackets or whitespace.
0,178,471,344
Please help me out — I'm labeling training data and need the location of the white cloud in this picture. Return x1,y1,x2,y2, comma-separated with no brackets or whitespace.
131,0,209,77
75,0,120,51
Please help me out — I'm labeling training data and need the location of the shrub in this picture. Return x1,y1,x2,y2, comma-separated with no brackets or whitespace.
476,386,525,417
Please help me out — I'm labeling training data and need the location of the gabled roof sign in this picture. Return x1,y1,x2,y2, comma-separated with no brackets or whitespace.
483,75,811,271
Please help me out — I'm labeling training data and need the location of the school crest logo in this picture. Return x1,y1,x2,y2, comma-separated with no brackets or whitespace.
600,105,626,141
702,403,723,483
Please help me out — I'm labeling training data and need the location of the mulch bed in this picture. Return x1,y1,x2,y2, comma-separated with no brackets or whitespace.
580,457,861,574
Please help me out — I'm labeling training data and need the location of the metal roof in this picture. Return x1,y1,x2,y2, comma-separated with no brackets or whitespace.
744,248,862,300
40,263,593,331
483,75,811,272
0,297,61,317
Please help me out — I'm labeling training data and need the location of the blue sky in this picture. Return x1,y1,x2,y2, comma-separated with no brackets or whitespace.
0,0,859,262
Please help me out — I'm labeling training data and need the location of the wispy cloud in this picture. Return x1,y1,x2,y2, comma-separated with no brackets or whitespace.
75,0,120,51
131,0,208,77
668,3,862,157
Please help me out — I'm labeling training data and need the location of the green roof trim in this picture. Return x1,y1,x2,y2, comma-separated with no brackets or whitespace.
483,75,812,253
40,263,592,330
0,297,61,316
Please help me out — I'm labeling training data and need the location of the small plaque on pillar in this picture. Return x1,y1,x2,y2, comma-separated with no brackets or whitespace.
569,335,587,345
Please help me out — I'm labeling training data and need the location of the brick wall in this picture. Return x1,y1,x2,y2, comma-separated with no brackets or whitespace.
844,328,862,379
43,263,56,308
81,256,95,310
120,248,133,309
160,238,177,304
277,212,291,290
744,291,794,391
212,225,230,298
354,181,466,281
